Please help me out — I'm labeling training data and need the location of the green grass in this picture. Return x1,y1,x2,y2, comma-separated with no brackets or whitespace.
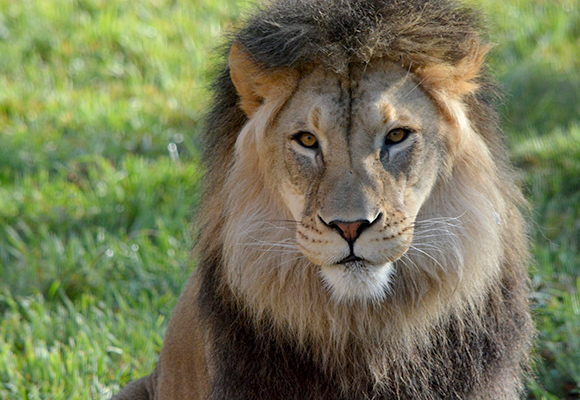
0,0,578,399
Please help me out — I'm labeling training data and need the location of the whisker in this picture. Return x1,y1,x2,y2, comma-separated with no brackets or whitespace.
413,221,461,230
402,76,427,99
244,224,297,234
408,245,446,271
412,233,458,241
264,219,301,225
244,242,300,251
414,212,466,224
277,255,306,267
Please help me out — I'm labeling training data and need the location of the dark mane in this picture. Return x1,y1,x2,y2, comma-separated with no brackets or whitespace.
236,0,483,72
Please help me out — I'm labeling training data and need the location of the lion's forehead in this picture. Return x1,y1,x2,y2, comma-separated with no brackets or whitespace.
285,62,434,141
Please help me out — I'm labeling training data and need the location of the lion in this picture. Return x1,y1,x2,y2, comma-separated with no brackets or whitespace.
114,0,534,398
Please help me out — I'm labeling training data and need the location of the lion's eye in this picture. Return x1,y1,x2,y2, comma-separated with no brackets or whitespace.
385,128,410,145
294,132,319,149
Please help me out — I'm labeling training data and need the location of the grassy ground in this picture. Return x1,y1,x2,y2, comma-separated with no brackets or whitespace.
0,0,578,398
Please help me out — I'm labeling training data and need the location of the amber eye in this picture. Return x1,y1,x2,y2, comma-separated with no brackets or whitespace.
385,128,409,145
294,131,319,149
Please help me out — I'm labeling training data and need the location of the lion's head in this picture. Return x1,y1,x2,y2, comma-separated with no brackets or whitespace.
195,0,528,362
231,53,463,303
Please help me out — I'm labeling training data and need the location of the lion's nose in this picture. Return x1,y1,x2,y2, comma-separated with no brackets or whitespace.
319,213,382,244
329,220,369,243
318,216,374,244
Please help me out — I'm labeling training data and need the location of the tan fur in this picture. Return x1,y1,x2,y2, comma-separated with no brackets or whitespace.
152,275,210,399
229,43,299,117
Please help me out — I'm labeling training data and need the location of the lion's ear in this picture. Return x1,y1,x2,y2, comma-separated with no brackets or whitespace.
229,43,298,117
415,41,490,99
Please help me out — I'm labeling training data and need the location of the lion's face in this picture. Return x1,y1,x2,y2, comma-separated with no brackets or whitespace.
265,62,447,302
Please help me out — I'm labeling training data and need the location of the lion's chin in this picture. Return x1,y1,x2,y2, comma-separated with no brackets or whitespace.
319,261,394,304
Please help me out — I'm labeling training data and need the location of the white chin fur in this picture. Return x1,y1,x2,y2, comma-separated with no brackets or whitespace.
319,262,394,304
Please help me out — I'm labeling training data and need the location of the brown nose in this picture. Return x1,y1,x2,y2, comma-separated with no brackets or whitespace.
327,219,371,244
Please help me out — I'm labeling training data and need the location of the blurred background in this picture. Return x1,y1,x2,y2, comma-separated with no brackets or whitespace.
0,0,578,398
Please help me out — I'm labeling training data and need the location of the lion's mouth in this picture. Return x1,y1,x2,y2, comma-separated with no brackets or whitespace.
338,254,364,264
336,255,379,270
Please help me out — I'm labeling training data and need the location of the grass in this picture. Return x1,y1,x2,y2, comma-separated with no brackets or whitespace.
0,0,578,398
